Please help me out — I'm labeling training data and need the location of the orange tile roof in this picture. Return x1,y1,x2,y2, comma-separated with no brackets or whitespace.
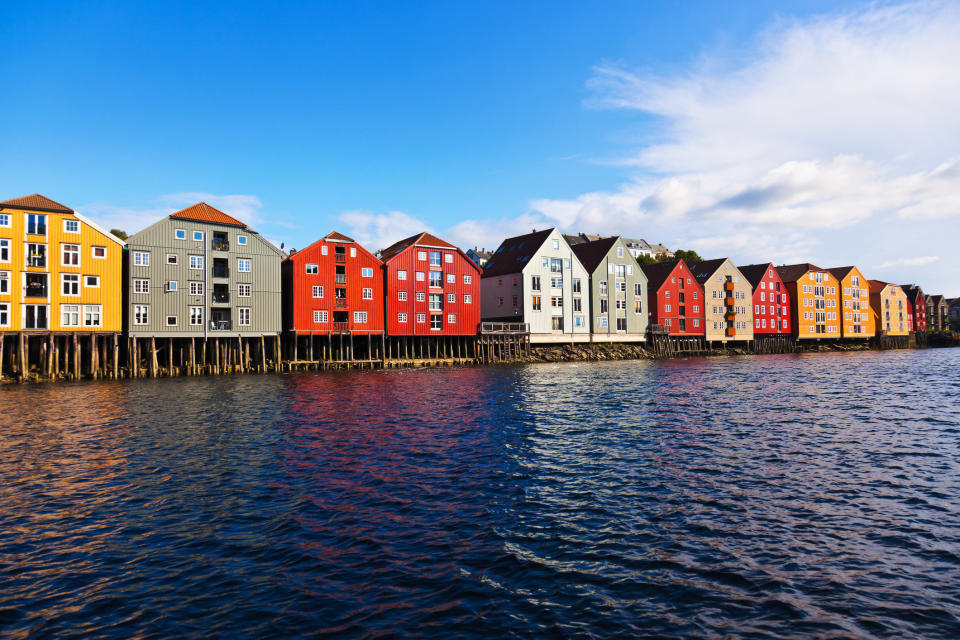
0,193,73,213
169,202,247,227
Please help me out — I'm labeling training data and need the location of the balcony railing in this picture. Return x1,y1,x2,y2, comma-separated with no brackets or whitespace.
480,322,530,335
335,254,346,264
724,281,735,291
725,311,736,322
335,274,346,284
332,322,350,332
335,299,347,308
211,240,230,252
725,297,735,307
212,268,229,279
649,323,669,335
212,292,230,303
210,320,232,331
726,327,736,337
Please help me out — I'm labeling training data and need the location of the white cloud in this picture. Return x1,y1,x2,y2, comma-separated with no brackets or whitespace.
878,255,940,269
522,1,960,293
337,209,434,253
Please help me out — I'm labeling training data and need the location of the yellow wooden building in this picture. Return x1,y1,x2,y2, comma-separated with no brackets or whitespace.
868,280,910,336
0,194,124,333
776,263,841,339
827,266,876,338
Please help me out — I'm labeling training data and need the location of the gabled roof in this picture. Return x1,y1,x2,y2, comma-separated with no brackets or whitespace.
868,279,890,294
929,294,946,305
169,202,247,227
0,193,73,213
776,263,823,283
562,234,585,246
291,231,378,264
482,229,554,278
826,266,860,281
901,284,924,303
640,259,684,291
379,231,457,263
739,262,776,288
689,258,729,284
324,231,354,243
570,236,620,273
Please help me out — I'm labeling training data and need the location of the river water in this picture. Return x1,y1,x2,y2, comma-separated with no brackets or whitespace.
1,349,959,638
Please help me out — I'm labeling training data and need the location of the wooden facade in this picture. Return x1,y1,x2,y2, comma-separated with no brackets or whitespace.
570,236,648,339
739,263,791,335
690,258,754,342
640,260,705,336
777,264,841,339
869,281,909,336
827,266,876,338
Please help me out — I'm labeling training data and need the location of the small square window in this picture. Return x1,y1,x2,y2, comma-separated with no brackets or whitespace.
175,229,186,240
166,315,177,326
84,275,100,287
64,219,80,233
193,231,204,241
237,235,247,245
92,246,107,259
167,254,178,265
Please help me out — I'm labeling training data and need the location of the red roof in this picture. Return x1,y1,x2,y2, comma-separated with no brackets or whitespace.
325,231,354,242
0,194,73,213
169,202,247,227
379,231,456,262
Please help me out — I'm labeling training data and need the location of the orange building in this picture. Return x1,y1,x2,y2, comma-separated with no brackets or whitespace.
827,266,875,338
776,264,841,339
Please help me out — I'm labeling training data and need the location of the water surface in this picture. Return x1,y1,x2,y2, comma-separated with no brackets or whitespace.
1,349,959,638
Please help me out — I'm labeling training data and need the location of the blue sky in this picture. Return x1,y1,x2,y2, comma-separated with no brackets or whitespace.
2,1,957,294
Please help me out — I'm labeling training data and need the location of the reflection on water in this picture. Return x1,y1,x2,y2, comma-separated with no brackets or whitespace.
1,349,959,638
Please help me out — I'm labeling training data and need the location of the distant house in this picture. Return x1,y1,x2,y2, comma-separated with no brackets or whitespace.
566,233,672,260
827,266,875,338
482,228,590,341
926,294,949,331
869,281,909,335
739,262,791,335
570,236,648,340
622,238,653,259
640,259,705,336
648,242,674,259
690,258,754,342
379,232,481,336
465,247,492,269
776,264,841,339
949,298,960,327
901,285,927,332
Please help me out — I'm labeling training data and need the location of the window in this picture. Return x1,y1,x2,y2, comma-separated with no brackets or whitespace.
61,304,80,327
531,276,541,291
238,284,251,297
635,300,643,314
398,290,407,301
62,244,80,266
237,235,247,245
321,245,328,256
165,280,178,292
0,239,8,262
430,251,441,266
447,313,456,324
166,315,177,326
573,298,582,312
0,271,7,294
189,255,203,269
498,296,504,306
430,315,442,330
0,302,7,327
665,304,672,312
350,247,356,257
429,293,443,311
552,316,564,331
416,271,425,282
551,277,563,289
512,295,518,307
551,296,563,308
635,283,642,296
550,258,562,273
464,274,472,284
361,267,373,277
362,287,373,300
62,219,80,233
238,308,251,326
598,316,608,328
464,294,472,304
134,279,150,293
62,273,80,296
134,251,149,266
599,280,608,295
552,239,560,250
416,313,425,323
416,292,425,302
448,293,456,303
398,270,407,280
134,305,149,325
26,243,47,267
237,258,251,273
0,214,9,227
418,251,427,261
600,299,608,313
175,229,186,240
354,311,367,324
429,271,442,287
531,295,542,310
189,281,204,295
193,231,204,241
166,253,179,265
314,310,328,323
447,273,456,284
27,214,47,235
397,312,407,323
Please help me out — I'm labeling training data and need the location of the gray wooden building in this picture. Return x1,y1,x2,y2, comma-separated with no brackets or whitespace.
125,202,283,340
570,236,648,341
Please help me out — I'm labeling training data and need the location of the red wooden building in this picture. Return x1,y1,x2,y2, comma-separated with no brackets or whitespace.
739,262,791,334
902,285,927,332
379,232,481,336
282,231,384,338
639,259,705,336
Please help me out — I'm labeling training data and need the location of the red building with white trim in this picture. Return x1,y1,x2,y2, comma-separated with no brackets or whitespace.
739,262,791,334
639,259,705,336
902,285,927,332
379,232,481,336
282,231,384,336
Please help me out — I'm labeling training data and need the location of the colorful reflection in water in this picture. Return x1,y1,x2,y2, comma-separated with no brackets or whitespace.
1,349,959,638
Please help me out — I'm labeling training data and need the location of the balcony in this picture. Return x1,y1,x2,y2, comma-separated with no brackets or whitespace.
212,291,230,303
725,297,735,307
335,254,346,264
335,299,347,308
724,281,735,292
210,320,232,331
726,327,736,337
725,311,736,322
335,274,346,284
211,239,230,252
331,322,350,333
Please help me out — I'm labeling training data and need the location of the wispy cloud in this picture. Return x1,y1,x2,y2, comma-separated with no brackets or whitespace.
878,255,940,269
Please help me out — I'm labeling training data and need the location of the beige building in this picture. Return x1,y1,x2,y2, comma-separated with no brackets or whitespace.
691,258,754,342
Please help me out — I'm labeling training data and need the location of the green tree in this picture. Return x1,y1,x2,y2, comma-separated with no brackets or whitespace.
672,249,702,264
110,228,128,240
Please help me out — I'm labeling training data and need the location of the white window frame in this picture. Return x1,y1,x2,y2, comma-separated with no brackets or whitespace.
397,270,407,280
314,310,328,323
134,304,149,325
61,273,80,296
464,294,472,304
362,287,373,300
237,235,247,245
167,253,178,265
305,264,318,274
464,274,472,284
133,251,150,266
166,315,178,327
353,311,367,324
238,307,251,326
189,255,203,270
62,243,80,267
238,283,251,297
63,219,80,234
189,281,204,295
0,214,10,228
190,307,204,325
193,230,204,242
0,271,8,295
237,258,252,273
84,275,100,288
0,302,8,327
61,304,81,327
398,290,407,301
398,312,408,323
312,285,324,298
175,229,186,240
91,246,107,259
362,267,373,277
134,279,150,294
